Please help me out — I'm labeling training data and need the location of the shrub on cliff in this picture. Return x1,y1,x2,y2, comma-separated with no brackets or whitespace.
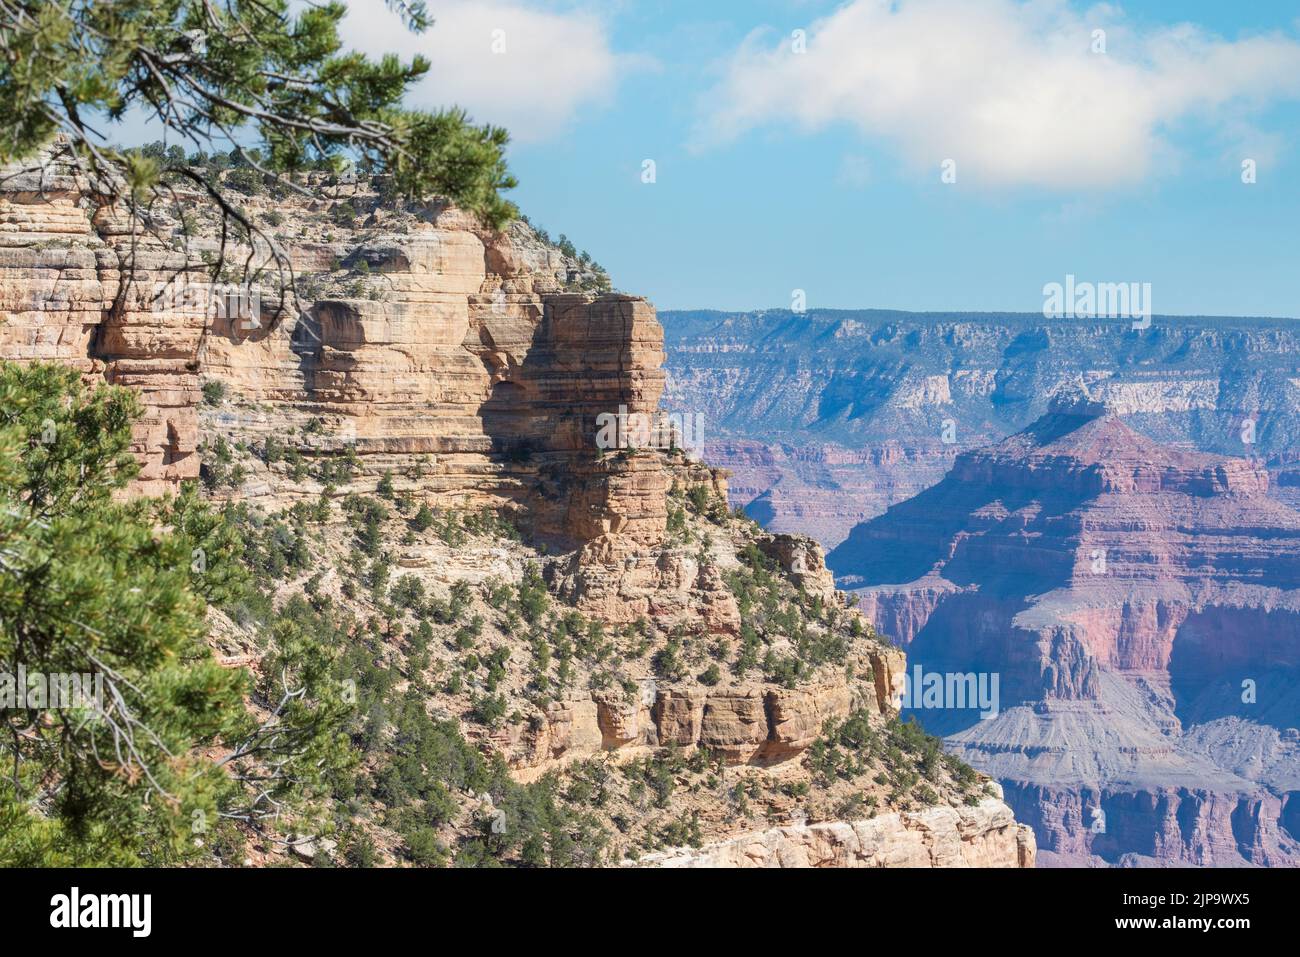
201,380,226,406
390,574,425,612
516,562,549,624
409,502,435,532
685,483,727,522
225,165,267,197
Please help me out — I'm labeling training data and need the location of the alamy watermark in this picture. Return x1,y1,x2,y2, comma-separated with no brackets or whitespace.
595,405,705,457
0,667,104,711
149,277,263,327
900,665,1000,719
1042,274,1152,330
50,887,151,938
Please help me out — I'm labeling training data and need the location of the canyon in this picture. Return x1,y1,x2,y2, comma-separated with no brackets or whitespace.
830,392,1300,865
0,139,1033,867
664,309,1300,866
662,308,1300,547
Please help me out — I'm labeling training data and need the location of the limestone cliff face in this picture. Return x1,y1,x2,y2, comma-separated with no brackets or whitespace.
508,644,907,781
0,139,666,558
0,142,204,494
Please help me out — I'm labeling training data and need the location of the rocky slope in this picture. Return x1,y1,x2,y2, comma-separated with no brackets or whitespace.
0,140,1032,867
638,782,1034,868
662,309,1300,546
829,391,1300,866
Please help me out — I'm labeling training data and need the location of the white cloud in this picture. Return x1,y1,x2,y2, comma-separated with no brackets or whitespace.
341,0,643,142
695,0,1300,188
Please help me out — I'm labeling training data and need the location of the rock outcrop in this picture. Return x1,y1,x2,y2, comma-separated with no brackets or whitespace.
508,646,905,779
0,138,666,568
0,140,206,494
830,394,1300,866
637,795,1035,868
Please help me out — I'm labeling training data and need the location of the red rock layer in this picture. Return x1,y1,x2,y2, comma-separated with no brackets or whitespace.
831,396,1300,866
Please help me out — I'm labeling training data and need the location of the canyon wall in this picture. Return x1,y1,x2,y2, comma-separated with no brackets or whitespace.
508,642,908,781
830,394,1300,866
0,138,666,556
661,308,1300,546
0,141,204,493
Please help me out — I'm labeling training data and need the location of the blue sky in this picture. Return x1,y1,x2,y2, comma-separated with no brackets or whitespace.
121,1,1300,317
474,1,1300,317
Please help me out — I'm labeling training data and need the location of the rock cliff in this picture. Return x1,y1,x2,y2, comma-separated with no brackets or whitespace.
637,791,1035,868
0,141,1032,868
830,393,1300,866
1,139,665,553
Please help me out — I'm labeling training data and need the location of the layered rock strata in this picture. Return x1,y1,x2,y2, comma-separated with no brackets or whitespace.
831,392,1300,866
506,645,906,780
0,139,665,555
661,308,1300,547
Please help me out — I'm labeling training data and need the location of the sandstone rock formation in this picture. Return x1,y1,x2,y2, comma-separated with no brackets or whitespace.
0,141,1033,868
508,646,905,779
830,393,1300,866
0,140,206,494
0,138,665,568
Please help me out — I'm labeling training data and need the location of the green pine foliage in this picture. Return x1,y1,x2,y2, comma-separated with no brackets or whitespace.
0,363,243,862
0,362,354,865
0,1,518,240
